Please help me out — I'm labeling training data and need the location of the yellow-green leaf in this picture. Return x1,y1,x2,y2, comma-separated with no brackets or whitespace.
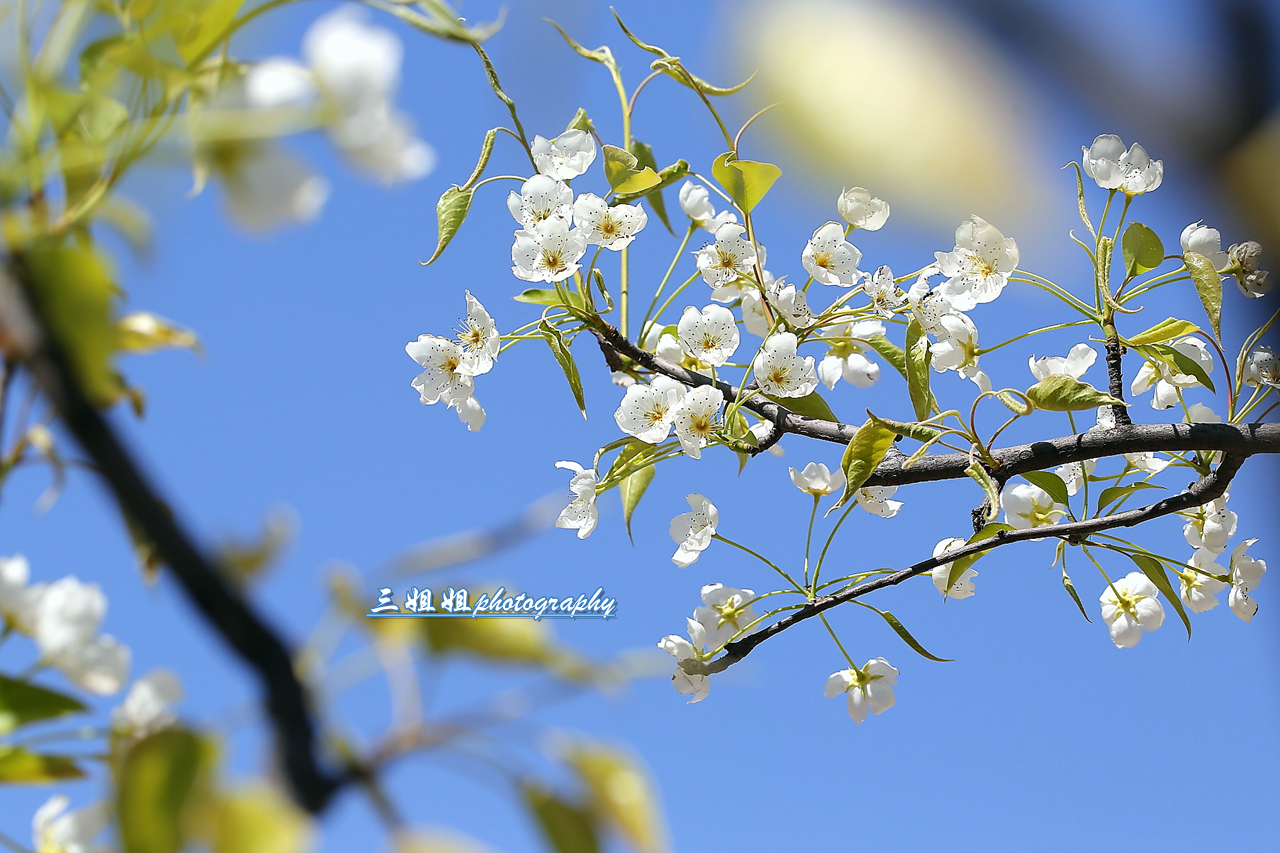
0,676,86,735
540,320,587,418
964,461,1001,523
1183,250,1223,339
173,0,245,64
1096,482,1163,513
421,614,555,666
1121,221,1163,277
1025,374,1126,411
946,522,1013,594
1126,317,1200,346
1135,343,1216,393
1128,552,1191,640
763,389,837,422
462,128,498,190
566,108,595,135
118,312,200,355
564,743,666,853
0,746,84,782
514,289,584,310
863,334,907,380
522,783,600,853
423,185,474,266
213,783,312,853
616,441,655,543
624,140,671,232
116,728,211,853
711,152,780,213
904,319,933,420
866,411,941,442
833,419,896,511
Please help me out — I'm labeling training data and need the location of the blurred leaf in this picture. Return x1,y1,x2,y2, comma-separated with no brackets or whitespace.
904,319,932,420
424,186,473,266
540,320,587,418
1121,222,1163,277
833,419,895,511
1127,552,1191,640
117,728,212,853
522,783,600,853
0,746,84,782
564,742,666,853
25,242,121,406
172,0,245,64
1021,471,1070,507
381,0,503,44
711,152,779,213
118,312,200,355
1183,251,1222,339
215,509,294,584
0,676,86,735
762,389,836,421
213,783,312,853
1126,317,1199,346
97,196,154,257
1025,374,1125,412
421,612,555,666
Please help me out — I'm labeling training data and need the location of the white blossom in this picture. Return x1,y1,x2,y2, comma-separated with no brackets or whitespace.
693,583,758,649
673,386,723,460
679,181,738,233
0,554,42,633
1185,402,1220,424
659,618,708,703
614,376,686,444
1229,538,1265,622
33,577,105,659
1227,241,1272,298
1099,571,1165,648
818,320,885,391
1183,495,1237,555
789,462,845,496
456,291,499,377
1029,343,1097,382
802,221,863,287
1082,134,1163,195
854,486,902,518
1055,459,1096,497
905,269,952,335
511,217,588,283
1123,452,1170,474
530,130,597,180
506,174,573,229
32,795,110,853
863,265,905,317
930,537,976,599
1179,549,1227,614
1180,222,1228,273
670,494,718,568
405,335,478,425
554,461,599,539
749,422,786,457
677,305,739,366
753,333,818,398
1130,336,1214,410
695,223,758,287
573,193,646,250
1244,346,1279,388
934,216,1019,310
54,634,129,696
1004,483,1064,530
113,670,182,736
824,658,898,724
836,187,889,231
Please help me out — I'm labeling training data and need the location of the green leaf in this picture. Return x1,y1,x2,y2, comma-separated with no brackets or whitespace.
624,140,672,233
462,128,498,190
856,602,952,662
1121,222,1164,277
566,108,595,134
994,390,1032,415
1065,160,1094,236
1025,374,1126,411
1183,250,1223,339
1126,317,1200,346
964,461,1001,523
422,185,473,266
0,746,84,782
514,289,584,310
590,268,613,312
25,243,121,406
1021,471,1071,507
833,419,896,511
650,57,756,96
904,319,933,421
611,10,667,56
540,320,587,418
866,411,941,442
563,742,666,853
117,729,209,853
711,152,780,213
613,157,689,208
1137,343,1216,393
863,334,907,380
0,676,86,735
602,144,660,194
546,19,613,64
946,522,1013,594
1061,566,1091,622
1095,482,1163,513
473,44,528,148
383,0,503,44
522,783,600,853
212,784,310,853
1128,552,1191,640
763,389,837,422
617,445,655,543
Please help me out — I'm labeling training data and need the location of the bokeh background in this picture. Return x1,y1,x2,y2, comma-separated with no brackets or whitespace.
3,0,1278,849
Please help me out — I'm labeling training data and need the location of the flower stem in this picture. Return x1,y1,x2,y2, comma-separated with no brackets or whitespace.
713,534,804,592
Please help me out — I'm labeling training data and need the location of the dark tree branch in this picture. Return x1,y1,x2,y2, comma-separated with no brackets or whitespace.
1103,330,1133,426
8,260,343,813
686,452,1247,676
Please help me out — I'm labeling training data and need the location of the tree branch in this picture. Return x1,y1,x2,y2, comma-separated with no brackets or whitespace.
7,261,343,812
685,452,1247,676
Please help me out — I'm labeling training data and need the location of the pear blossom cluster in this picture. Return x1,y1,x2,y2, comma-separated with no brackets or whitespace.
0,555,129,695
1176,494,1267,622
405,291,499,431
657,584,760,703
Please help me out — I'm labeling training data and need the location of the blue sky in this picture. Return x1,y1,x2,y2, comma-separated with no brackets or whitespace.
2,0,1277,850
